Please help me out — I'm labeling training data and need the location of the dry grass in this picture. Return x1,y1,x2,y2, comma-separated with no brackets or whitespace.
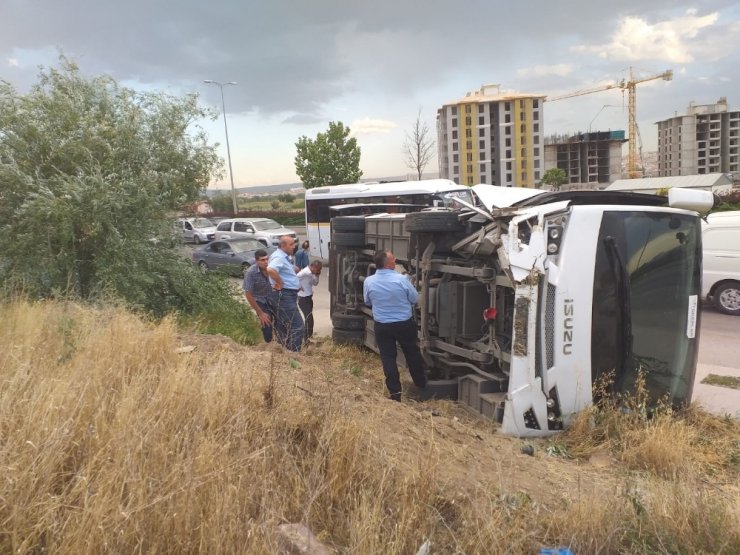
1,299,738,554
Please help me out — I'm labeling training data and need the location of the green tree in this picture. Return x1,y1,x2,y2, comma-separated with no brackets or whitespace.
294,121,362,189
0,59,239,317
210,192,236,213
540,168,568,191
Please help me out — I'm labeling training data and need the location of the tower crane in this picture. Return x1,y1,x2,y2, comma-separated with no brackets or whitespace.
546,67,673,178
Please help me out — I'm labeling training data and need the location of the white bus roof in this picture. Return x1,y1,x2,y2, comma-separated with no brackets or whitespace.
305,179,467,199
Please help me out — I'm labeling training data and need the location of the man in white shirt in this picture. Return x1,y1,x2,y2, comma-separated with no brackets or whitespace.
297,260,322,340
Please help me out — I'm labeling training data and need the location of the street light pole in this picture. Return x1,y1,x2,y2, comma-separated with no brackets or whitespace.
204,80,238,215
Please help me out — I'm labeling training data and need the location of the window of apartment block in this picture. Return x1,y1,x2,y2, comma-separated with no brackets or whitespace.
480,163,486,173
507,173,512,181
452,118,457,127
534,136,539,144
453,165,459,173
481,174,486,182
520,123,526,133
534,159,540,168
533,123,539,132
465,116,471,125
521,159,526,169
521,171,527,181
466,140,472,149
505,102,511,111
467,176,473,185
478,104,484,113
453,153,459,163
505,138,511,147
506,149,512,158
465,128,472,138
534,147,539,156
505,127,511,135
454,177,460,184
520,99,525,109
505,114,511,123
533,112,539,121
533,99,539,108
465,105,471,114
478,128,485,137
466,153,473,162
521,136,526,145
479,116,484,125
534,170,540,180
506,161,512,170
451,106,457,115
479,140,485,149
452,130,458,140
467,164,473,173
453,142,458,151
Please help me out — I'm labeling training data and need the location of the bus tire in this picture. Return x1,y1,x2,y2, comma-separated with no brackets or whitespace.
332,232,366,247
332,328,365,346
405,211,463,232
332,313,367,331
331,216,366,232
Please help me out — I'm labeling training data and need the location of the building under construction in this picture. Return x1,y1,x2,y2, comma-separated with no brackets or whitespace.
544,131,626,188
657,98,740,177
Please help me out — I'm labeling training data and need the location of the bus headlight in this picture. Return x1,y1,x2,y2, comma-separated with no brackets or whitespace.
545,213,568,260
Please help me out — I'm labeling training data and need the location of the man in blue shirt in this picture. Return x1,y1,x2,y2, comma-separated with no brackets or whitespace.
295,240,310,269
363,249,427,401
266,236,304,351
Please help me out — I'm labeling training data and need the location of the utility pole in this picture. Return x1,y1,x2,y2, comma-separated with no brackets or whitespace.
204,80,238,214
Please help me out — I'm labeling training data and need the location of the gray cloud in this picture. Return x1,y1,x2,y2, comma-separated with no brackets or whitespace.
1,0,737,126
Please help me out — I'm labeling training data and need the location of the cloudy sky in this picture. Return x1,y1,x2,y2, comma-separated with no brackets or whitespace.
2,1,739,188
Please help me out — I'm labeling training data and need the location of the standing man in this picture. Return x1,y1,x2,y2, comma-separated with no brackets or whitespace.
266,236,304,351
295,240,310,269
297,260,322,341
363,250,427,401
242,249,273,343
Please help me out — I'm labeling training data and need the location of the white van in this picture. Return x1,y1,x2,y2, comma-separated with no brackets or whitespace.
702,211,740,315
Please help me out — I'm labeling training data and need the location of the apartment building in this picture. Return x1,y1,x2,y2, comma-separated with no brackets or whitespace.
657,98,740,176
544,131,626,187
437,84,545,187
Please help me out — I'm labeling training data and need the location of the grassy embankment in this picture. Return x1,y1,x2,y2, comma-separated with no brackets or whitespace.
1,299,738,554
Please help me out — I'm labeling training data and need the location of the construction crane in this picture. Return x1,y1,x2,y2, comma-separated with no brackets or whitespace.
546,68,673,178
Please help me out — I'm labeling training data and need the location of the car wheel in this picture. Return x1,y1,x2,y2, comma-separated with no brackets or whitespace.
241,262,250,277
194,235,202,245
198,261,208,274
714,281,740,315
332,313,367,331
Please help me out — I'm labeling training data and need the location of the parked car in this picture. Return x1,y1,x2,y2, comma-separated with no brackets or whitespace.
191,239,275,277
702,210,740,315
214,217,297,247
177,218,217,244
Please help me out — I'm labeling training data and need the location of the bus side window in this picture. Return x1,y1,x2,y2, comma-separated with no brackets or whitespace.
316,204,331,223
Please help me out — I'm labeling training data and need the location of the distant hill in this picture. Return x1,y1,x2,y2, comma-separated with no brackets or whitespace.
206,183,302,197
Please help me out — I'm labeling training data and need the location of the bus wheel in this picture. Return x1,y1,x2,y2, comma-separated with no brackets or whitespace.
405,211,463,232
332,232,366,247
332,314,367,331
331,216,366,232
332,328,365,346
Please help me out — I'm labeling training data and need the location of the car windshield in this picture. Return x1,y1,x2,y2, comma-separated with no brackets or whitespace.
231,240,263,253
192,218,215,228
591,211,701,406
253,220,281,231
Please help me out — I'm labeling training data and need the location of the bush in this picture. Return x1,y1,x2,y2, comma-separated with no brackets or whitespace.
713,189,740,212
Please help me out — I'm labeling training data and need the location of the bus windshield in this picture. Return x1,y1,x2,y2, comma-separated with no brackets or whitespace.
591,211,701,406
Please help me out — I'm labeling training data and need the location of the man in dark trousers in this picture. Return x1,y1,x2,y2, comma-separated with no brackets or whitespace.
266,236,304,352
242,249,273,343
363,249,427,401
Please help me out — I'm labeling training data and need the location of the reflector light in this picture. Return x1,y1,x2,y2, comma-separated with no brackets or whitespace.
483,307,497,321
